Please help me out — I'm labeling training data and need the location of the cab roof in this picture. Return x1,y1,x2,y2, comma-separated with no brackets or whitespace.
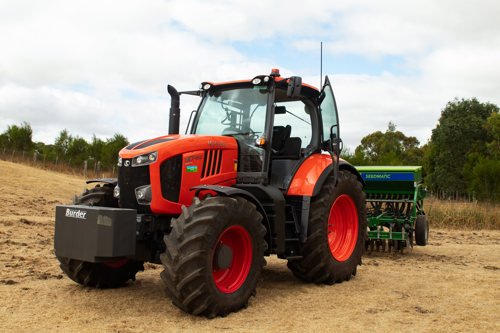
200,69,320,101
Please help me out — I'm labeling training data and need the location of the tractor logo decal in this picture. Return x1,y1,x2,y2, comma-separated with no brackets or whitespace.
361,172,414,181
65,208,87,219
208,140,226,148
186,165,198,173
185,154,203,164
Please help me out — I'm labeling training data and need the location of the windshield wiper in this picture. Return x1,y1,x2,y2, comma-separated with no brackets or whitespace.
286,111,310,125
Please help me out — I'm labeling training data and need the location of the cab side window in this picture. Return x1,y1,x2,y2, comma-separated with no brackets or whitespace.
273,100,312,149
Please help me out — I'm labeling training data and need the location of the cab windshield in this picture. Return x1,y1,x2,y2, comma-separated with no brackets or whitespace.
193,87,268,138
193,86,269,173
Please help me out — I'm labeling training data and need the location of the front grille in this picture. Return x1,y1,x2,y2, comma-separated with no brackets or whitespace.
160,155,183,203
118,161,151,213
201,150,222,178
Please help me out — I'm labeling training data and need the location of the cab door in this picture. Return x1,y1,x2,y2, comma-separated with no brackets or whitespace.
320,76,341,154
320,76,342,185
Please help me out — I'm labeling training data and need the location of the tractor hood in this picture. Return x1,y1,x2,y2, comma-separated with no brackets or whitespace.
117,134,239,215
119,134,238,160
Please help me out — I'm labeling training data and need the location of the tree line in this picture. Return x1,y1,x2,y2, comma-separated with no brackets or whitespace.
342,98,499,202
1,98,498,202
0,123,128,172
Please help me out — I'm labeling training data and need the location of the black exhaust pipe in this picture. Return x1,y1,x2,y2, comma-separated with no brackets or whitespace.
167,85,180,135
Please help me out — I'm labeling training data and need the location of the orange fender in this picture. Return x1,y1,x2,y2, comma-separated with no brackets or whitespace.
287,154,333,196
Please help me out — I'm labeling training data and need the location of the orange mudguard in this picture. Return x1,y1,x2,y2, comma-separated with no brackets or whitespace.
287,153,334,197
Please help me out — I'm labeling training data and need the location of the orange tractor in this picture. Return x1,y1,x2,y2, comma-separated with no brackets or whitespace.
54,69,366,317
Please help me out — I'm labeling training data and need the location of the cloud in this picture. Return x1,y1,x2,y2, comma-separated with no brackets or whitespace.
0,0,499,154
165,0,337,42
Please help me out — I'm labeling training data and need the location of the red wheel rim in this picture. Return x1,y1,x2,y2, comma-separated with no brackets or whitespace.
327,194,358,262
212,226,252,293
104,259,128,268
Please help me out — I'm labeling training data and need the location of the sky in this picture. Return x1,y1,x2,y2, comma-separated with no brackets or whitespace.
1,0,499,151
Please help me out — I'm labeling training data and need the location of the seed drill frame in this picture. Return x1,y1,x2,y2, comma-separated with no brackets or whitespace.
356,166,429,252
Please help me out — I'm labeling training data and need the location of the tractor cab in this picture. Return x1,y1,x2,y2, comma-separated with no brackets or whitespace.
187,69,342,191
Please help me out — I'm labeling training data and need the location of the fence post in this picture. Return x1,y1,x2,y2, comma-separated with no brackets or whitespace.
33,152,37,165
84,160,88,178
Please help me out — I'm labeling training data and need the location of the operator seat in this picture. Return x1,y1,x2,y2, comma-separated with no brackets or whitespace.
270,125,303,188
272,125,301,159
272,125,291,153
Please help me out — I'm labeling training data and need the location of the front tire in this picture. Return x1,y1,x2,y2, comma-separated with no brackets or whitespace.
160,196,267,317
58,258,144,288
287,170,366,284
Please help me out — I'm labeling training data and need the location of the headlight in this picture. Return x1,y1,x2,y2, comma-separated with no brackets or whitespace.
135,185,152,205
113,185,120,198
117,156,123,167
132,151,158,167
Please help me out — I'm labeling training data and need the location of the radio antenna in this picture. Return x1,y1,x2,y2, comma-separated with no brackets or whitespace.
320,41,323,88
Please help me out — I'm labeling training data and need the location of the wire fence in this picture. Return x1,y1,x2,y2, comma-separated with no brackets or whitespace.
429,191,477,203
0,148,116,179
428,191,500,204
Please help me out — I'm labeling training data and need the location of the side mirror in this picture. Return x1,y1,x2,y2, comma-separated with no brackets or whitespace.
329,124,342,154
332,137,343,155
287,76,302,98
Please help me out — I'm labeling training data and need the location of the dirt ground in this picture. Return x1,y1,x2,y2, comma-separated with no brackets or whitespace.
0,160,498,332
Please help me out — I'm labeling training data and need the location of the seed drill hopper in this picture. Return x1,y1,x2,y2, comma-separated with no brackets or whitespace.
356,166,429,253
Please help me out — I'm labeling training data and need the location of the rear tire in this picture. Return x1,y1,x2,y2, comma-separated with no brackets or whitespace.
415,215,429,246
287,170,366,284
57,184,144,288
160,196,267,317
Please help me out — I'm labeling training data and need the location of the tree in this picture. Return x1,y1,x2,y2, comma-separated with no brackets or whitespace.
0,132,8,148
463,109,500,201
102,134,129,168
425,98,499,196
54,129,71,157
354,122,421,165
67,136,89,167
465,155,500,202
340,148,370,166
88,135,105,162
2,121,34,151
484,110,500,159
53,129,90,166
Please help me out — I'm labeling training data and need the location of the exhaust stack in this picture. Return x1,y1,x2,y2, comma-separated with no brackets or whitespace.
167,85,180,135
